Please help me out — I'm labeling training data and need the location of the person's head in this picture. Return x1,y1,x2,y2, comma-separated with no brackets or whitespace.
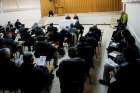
121,29,131,38
65,26,69,30
0,48,11,61
93,25,97,29
73,14,79,20
70,23,74,28
23,53,34,64
17,19,19,22
79,36,86,43
8,21,11,24
68,47,77,58
65,15,71,19
50,23,53,27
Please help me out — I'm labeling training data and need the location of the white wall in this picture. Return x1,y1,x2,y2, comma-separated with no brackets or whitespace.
124,2,140,48
0,9,41,28
0,0,40,12
0,0,41,27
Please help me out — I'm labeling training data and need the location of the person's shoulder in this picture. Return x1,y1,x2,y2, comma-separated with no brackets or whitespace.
33,65,48,73
8,60,16,66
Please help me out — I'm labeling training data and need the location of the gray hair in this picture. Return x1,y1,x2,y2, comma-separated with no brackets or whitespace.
0,48,10,55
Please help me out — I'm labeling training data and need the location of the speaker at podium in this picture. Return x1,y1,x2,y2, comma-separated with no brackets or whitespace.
55,4,64,16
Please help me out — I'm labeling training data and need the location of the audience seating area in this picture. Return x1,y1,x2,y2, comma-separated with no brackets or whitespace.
0,13,140,93
99,18,140,93
0,16,102,93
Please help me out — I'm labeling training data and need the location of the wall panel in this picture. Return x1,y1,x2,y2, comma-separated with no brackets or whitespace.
40,0,55,16
40,0,122,16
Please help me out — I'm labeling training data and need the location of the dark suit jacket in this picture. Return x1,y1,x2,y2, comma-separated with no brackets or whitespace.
56,58,89,93
0,60,19,89
20,64,50,93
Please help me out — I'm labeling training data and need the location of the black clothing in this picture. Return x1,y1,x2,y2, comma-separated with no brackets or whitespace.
108,62,140,93
15,21,22,29
48,10,54,17
20,64,51,93
56,58,88,93
0,60,19,90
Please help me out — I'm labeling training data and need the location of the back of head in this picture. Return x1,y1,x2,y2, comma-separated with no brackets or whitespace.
73,14,79,20
68,47,77,58
77,45,94,60
121,29,131,38
50,23,53,27
58,58,87,80
23,53,34,64
65,15,71,19
125,35,135,46
79,36,86,43
17,19,19,22
93,25,97,29
0,48,11,61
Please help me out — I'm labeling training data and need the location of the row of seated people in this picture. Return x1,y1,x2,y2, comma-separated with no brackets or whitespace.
0,46,91,93
0,19,101,93
0,20,20,40
33,22,84,68
33,22,102,93
0,16,83,52
34,23,101,67
99,19,140,93
0,48,53,93
56,25,102,93
0,30,100,93
0,18,84,70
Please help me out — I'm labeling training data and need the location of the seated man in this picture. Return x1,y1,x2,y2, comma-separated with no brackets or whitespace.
20,53,53,93
74,21,84,37
34,41,58,68
0,48,19,90
56,58,88,93
15,19,22,30
68,24,78,46
47,23,58,33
